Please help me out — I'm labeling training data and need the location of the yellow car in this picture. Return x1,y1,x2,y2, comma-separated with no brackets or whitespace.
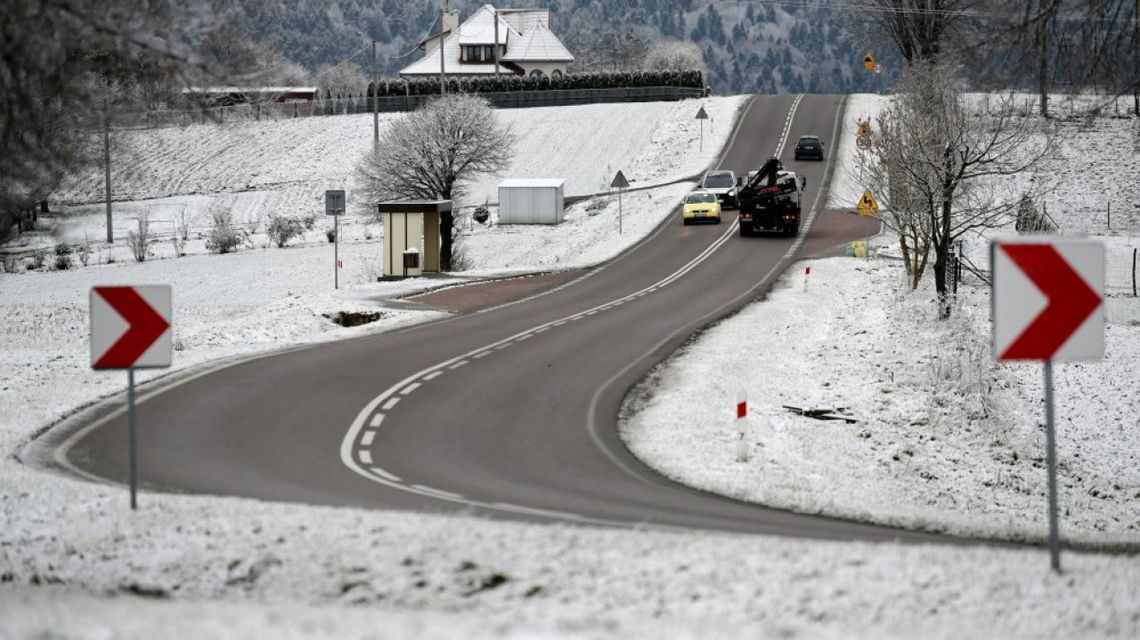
681,190,722,225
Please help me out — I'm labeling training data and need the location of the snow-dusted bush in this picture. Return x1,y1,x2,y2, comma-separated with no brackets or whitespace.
53,244,73,270
207,206,242,254
1014,193,1057,233
127,214,150,262
267,214,306,248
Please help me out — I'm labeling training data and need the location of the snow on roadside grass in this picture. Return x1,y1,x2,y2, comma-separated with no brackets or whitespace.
620,254,1140,545
1,486,1138,638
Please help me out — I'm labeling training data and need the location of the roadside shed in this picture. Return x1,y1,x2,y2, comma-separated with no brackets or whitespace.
377,200,449,279
498,178,566,224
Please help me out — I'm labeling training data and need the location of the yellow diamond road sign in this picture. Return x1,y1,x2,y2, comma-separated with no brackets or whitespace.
863,53,875,72
857,190,879,216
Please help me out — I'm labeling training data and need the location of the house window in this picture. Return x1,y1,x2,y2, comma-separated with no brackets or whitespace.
551,70,563,79
529,69,545,78
462,45,501,63
463,46,484,62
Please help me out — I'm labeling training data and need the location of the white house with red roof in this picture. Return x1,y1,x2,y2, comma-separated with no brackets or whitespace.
400,4,574,80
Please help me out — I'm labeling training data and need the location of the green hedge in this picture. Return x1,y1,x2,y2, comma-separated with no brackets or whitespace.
366,70,704,98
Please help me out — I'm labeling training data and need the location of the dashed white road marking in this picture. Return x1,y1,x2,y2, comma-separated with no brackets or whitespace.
361,430,376,446
341,96,817,528
369,414,385,428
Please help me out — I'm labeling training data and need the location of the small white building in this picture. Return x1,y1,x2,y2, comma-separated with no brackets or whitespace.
498,178,566,224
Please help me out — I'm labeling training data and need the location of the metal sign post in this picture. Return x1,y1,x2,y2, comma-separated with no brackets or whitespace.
326,190,346,289
696,106,709,153
992,238,1104,573
90,285,173,510
611,171,629,234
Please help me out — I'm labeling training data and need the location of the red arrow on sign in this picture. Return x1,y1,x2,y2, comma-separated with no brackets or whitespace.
999,244,1101,360
93,287,170,369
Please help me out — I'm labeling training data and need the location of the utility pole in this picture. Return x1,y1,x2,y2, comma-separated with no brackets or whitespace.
372,40,379,150
1133,0,1138,116
494,8,500,77
1036,0,1051,117
103,81,113,244
439,6,447,95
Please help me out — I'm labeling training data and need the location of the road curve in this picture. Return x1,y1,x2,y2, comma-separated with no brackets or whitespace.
52,95,944,542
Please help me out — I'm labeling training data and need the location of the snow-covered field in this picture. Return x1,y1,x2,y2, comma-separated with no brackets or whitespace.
43,98,741,228
3,93,1139,637
623,95,1140,547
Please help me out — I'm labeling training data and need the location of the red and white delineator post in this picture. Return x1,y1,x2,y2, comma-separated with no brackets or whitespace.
803,265,811,292
736,392,749,462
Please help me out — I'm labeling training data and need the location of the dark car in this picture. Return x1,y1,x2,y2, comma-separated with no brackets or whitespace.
794,135,824,161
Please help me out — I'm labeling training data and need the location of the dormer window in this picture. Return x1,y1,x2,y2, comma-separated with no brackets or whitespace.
461,45,504,63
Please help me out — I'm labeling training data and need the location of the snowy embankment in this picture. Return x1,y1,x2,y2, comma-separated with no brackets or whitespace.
622,95,1140,546
3,483,1139,638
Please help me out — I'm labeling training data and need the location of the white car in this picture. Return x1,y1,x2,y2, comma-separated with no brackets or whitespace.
700,170,739,209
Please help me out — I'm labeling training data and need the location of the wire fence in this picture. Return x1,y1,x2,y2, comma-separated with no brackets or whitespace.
111,86,705,130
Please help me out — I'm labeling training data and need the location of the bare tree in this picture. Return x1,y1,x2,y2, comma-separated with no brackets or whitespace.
641,40,708,78
315,62,368,100
866,58,1053,317
191,22,309,106
355,94,514,271
980,0,1138,116
856,122,935,289
0,1,209,224
861,0,978,64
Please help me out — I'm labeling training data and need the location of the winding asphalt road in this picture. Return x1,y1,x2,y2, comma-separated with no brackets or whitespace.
51,95,939,542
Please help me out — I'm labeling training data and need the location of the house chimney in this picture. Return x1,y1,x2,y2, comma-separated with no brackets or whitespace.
442,9,459,35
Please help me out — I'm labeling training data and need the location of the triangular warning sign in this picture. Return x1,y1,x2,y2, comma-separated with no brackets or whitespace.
856,190,879,216
611,170,629,189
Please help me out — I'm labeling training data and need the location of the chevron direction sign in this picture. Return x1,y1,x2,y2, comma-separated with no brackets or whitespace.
90,286,172,369
992,239,1103,362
